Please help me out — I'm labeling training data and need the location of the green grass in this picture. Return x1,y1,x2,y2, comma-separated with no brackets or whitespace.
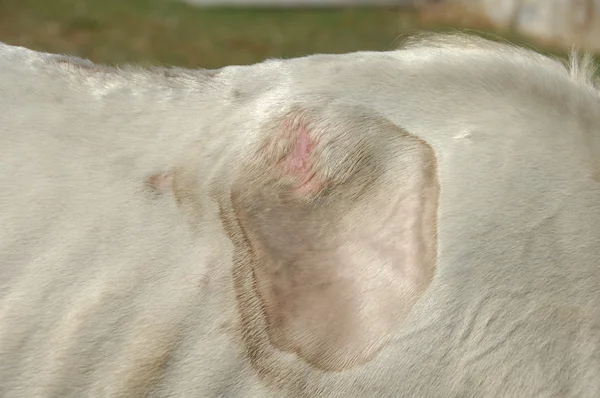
0,0,570,69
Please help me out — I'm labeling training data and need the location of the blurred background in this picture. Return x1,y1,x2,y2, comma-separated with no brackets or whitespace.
0,0,598,68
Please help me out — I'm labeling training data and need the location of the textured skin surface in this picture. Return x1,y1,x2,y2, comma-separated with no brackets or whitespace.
1,34,600,397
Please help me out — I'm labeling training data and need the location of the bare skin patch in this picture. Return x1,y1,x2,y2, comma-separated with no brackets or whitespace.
146,171,174,193
277,115,326,195
219,107,440,375
280,123,319,192
259,111,328,197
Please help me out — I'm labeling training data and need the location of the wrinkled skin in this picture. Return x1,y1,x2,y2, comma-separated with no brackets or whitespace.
1,34,599,397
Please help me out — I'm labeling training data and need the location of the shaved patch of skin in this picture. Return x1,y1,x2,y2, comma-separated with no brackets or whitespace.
222,108,439,376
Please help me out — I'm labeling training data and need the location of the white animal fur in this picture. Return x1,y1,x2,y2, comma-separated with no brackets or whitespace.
1,33,600,397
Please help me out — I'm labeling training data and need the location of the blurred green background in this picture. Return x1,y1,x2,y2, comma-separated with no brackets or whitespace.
0,0,562,69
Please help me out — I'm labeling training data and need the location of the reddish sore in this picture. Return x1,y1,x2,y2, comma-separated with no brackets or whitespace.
279,117,323,194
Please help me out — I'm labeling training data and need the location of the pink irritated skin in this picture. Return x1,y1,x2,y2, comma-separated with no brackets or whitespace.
278,117,326,195
147,171,174,192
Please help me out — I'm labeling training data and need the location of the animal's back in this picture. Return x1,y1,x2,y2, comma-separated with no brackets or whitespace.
1,36,600,397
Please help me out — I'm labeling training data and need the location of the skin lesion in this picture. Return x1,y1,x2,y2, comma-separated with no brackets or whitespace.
146,171,174,193
277,118,327,196
258,110,329,198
